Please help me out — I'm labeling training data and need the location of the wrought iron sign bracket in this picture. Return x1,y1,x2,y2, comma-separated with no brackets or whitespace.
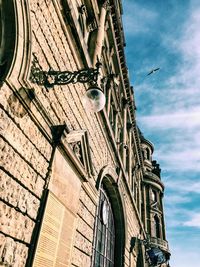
30,56,102,89
29,54,105,112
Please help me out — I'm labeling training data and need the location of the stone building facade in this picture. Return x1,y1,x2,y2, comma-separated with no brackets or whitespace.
0,0,170,266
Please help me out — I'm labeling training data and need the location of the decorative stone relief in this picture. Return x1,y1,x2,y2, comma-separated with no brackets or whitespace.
88,19,98,32
78,3,98,46
102,0,110,10
7,88,34,118
70,141,84,166
78,5,89,40
65,130,94,177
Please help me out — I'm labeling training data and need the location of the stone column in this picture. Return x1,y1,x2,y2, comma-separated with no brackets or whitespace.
122,99,128,167
128,130,132,185
93,1,110,66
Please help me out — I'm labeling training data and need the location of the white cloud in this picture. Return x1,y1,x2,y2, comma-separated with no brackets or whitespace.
164,179,200,194
139,109,200,130
123,2,158,36
170,245,200,267
124,1,200,266
155,148,200,171
161,6,200,95
179,8,200,59
138,107,200,172
164,194,191,205
134,5,200,119
164,206,193,228
184,213,200,227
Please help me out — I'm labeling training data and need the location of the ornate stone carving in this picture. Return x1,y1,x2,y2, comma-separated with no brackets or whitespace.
150,200,161,211
66,130,94,177
71,141,84,166
88,19,98,32
102,0,110,10
78,5,88,38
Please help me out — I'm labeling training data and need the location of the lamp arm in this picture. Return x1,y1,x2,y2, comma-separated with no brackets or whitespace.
30,61,102,88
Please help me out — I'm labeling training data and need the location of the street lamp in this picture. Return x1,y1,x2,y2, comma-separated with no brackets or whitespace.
30,59,106,112
82,85,106,112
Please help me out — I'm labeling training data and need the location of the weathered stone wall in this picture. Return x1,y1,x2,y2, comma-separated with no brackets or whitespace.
0,0,145,266
0,82,51,265
120,182,141,267
29,0,114,176
0,0,113,266
71,188,96,266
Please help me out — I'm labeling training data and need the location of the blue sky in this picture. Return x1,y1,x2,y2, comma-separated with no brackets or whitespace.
122,0,200,266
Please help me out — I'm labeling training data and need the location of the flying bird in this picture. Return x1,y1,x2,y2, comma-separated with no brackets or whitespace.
147,68,160,76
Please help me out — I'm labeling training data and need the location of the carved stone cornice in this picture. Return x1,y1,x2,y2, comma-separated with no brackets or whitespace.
143,171,164,191
102,0,110,10
88,19,98,32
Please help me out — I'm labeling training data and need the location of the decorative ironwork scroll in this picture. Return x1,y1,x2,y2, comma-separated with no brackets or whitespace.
30,55,101,88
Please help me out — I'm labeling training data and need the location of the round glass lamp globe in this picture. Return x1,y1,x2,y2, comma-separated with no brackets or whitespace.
82,86,106,112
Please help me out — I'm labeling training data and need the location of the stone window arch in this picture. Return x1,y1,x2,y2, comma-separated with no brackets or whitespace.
94,171,126,267
93,185,115,266
153,214,160,238
0,0,16,86
151,189,157,203
146,147,151,161
142,149,145,160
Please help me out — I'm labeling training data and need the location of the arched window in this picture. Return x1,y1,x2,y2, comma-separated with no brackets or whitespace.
0,0,16,85
146,148,150,160
151,189,157,202
153,215,160,238
142,150,145,160
93,186,115,267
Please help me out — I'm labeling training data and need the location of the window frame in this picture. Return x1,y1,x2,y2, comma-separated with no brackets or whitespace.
0,0,16,85
93,186,116,267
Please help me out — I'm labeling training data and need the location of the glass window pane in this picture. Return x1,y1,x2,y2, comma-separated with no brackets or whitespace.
93,187,115,266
